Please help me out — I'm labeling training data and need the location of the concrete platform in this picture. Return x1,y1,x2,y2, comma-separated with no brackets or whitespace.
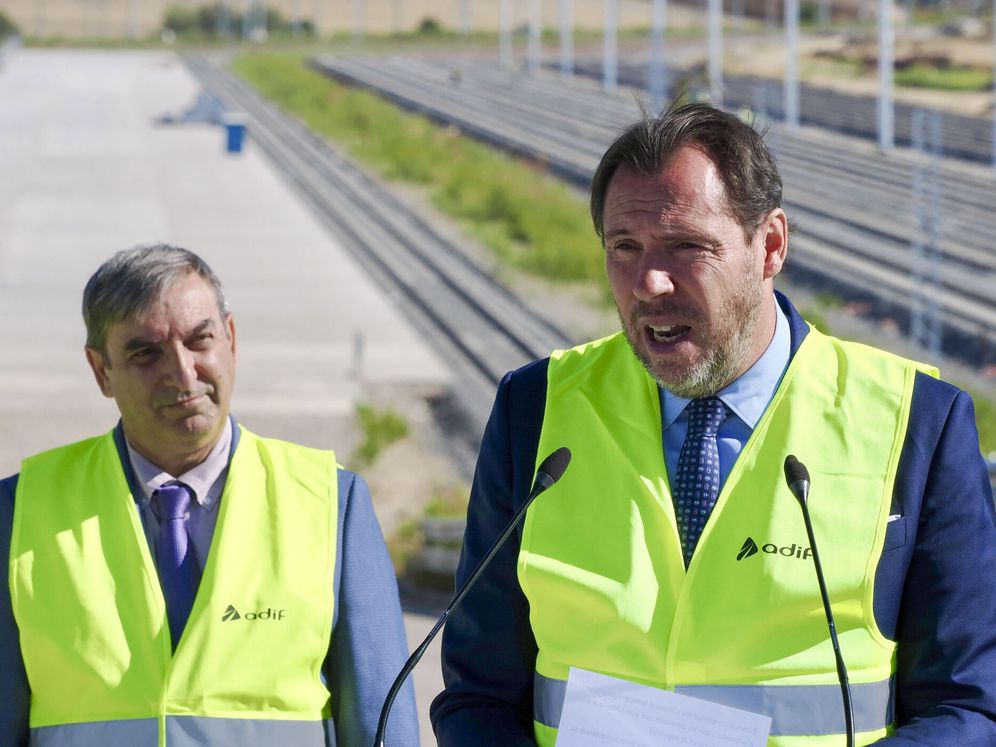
0,48,449,745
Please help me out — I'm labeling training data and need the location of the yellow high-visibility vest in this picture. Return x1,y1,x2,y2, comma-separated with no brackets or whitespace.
10,427,338,746
518,328,936,746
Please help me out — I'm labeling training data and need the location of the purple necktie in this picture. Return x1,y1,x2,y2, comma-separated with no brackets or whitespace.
673,397,729,568
155,482,199,648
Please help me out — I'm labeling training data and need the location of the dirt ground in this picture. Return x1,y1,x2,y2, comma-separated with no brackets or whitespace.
2,0,704,40
355,382,468,540
8,0,992,114
722,27,996,117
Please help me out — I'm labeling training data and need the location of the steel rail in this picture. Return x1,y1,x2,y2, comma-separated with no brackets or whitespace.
183,54,573,445
590,61,995,165
310,55,995,356
321,55,996,261
311,56,996,250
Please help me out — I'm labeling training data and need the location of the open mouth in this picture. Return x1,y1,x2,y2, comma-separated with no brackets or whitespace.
647,324,691,345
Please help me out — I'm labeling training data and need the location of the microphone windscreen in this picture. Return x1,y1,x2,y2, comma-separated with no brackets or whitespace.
537,447,572,484
784,454,810,486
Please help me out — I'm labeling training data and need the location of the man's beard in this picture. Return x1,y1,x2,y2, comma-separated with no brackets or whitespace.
618,267,764,399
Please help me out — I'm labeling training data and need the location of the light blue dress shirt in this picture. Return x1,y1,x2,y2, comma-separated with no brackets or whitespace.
661,297,791,491
126,417,232,571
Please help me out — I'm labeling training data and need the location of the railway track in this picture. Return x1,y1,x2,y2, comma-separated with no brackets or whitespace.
579,60,995,165
183,54,573,452
310,54,996,363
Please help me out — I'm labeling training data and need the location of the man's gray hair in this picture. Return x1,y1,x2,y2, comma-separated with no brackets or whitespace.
82,243,229,353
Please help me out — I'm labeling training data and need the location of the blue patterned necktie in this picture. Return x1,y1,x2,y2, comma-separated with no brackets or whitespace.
673,397,729,568
155,482,199,648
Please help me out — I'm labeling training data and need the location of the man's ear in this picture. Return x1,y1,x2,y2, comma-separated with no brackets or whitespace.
225,313,237,365
85,346,114,398
759,208,789,281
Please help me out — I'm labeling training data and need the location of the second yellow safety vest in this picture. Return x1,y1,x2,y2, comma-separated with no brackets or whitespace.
518,328,935,746
10,427,338,746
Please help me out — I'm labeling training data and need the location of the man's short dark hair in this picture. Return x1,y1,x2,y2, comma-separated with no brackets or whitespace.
590,102,784,242
82,243,228,354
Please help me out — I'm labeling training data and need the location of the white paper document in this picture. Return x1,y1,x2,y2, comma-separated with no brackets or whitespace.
556,668,772,747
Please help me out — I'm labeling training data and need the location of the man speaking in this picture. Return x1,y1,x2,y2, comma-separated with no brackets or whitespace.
0,244,417,745
430,104,996,744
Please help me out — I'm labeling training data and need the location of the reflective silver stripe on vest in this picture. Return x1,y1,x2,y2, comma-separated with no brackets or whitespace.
534,672,895,736
32,716,337,746
31,719,157,746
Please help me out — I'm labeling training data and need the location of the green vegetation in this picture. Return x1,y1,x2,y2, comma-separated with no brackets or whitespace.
895,64,992,92
350,403,409,469
802,55,866,81
415,17,444,36
162,4,314,41
0,9,19,40
386,517,423,575
819,52,991,92
969,390,996,455
387,485,469,581
423,484,471,518
231,51,602,282
27,35,172,48
799,293,844,336
232,51,996,453
909,7,981,26
799,306,831,336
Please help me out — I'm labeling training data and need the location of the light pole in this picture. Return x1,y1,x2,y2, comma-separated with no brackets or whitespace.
708,0,723,105
604,0,618,89
292,0,302,36
785,0,800,129
312,0,323,39
352,0,364,44
878,0,895,151
992,0,996,177
528,0,541,72
500,0,512,68
127,0,139,39
649,0,668,111
910,109,944,357
460,0,470,38
560,0,574,78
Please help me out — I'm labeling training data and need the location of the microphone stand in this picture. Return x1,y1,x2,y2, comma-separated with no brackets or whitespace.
785,455,855,747
373,447,571,747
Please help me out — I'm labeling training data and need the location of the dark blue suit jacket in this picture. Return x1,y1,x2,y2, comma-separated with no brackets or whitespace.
0,421,417,747
431,294,996,745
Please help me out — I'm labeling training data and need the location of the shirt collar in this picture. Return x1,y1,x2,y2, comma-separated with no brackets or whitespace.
661,297,791,430
126,417,232,510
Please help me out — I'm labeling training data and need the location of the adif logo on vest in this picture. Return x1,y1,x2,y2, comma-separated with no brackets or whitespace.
737,537,812,561
222,604,286,622
737,537,759,560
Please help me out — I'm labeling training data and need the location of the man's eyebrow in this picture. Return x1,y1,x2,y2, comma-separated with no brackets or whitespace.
604,228,631,240
186,319,216,337
604,225,706,243
121,319,215,351
122,336,158,353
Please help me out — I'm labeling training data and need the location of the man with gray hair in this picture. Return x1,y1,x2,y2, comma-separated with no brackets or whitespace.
431,103,996,744
0,244,418,746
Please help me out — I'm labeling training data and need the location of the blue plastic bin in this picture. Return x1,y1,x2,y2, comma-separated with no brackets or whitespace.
221,113,247,154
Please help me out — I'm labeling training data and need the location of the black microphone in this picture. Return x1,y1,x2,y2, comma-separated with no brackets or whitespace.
373,447,573,747
783,455,854,747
